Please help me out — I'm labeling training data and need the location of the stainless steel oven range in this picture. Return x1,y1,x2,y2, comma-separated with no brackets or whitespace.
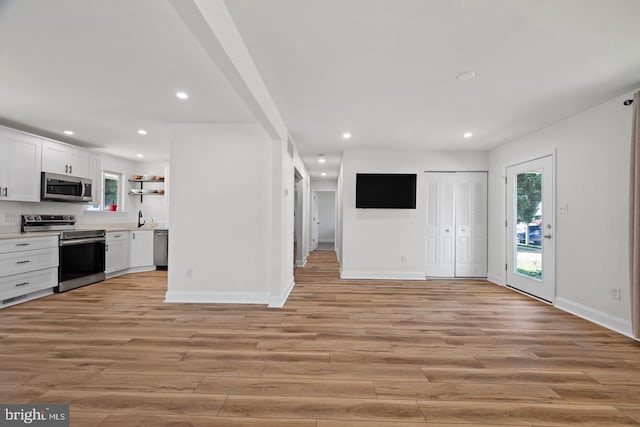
22,215,105,292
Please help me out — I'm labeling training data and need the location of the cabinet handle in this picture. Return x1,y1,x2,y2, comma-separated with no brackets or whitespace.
16,260,31,264
65,164,69,174
105,244,109,252
2,187,6,197
132,233,135,240
15,243,30,247
114,234,121,238
69,165,73,174
15,282,29,287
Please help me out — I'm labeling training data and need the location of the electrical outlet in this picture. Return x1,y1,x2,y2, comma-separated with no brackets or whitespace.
559,204,569,214
186,267,193,278
610,288,621,301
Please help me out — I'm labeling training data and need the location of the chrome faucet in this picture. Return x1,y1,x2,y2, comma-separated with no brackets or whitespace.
138,210,145,228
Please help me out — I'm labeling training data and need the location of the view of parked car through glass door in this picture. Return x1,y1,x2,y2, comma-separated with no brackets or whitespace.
515,172,542,279
506,155,555,303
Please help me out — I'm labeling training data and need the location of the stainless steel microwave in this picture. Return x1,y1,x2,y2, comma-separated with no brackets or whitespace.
41,172,93,202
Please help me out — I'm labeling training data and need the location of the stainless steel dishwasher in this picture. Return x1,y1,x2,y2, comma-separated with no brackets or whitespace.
153,229,168,269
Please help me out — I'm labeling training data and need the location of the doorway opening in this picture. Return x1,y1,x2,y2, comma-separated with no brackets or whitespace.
312,190,336,251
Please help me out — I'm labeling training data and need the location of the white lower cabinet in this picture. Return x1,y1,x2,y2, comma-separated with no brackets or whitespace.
105,232,129,275
129,230,154,269
0,236,58,308
0,268,57,303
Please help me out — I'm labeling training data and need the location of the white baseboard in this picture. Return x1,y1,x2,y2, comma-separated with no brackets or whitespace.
340,271,425,280
127,266,157,274
269,278,295,308
164,291,269,305
318,239,334,243
555,296,634,339
487,273,506,286
295,257,307,267
105,269,128,279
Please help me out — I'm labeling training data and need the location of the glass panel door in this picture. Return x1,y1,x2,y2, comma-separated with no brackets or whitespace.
506,156,554,302
515,171,542,280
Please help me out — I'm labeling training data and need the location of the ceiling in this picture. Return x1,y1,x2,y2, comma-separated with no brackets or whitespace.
1,1,639,176
0,0,254,162
225,0,640,177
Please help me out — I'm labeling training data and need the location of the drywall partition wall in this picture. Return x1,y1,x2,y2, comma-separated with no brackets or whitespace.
311,178,338,191
318,191,336,243
341,150,489,279
336,162,344,264
488,91,636,336
269,137,296,307
166,123,274,304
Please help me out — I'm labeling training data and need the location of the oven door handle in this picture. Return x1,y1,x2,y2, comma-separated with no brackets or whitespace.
60,238,106,246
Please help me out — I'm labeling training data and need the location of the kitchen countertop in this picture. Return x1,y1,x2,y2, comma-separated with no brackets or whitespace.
0,224,167,240
0,231,61,240
77,224,168,232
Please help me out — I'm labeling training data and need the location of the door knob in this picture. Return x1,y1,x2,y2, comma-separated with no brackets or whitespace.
543,234,552,239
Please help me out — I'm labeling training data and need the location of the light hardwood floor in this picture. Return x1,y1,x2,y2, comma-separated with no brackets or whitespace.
1,250,640,426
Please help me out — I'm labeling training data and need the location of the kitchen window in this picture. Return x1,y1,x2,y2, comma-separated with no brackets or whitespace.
102,171,123,211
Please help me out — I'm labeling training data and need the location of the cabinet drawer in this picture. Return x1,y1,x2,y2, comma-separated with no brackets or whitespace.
106,232,129,242
0,236,58,254
0,267,57,301
0,247,59,277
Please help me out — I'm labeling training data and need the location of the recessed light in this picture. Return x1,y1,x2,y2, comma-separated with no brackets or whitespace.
321,172,327,177
463,132,473,138
318,156,326,163
176,91,189,100
137,129,148,135
136,154,144,158
342,132,351,140
456,71,476,81
63,130,74,135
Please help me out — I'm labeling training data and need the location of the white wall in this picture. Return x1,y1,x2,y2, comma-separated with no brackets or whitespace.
341,150,489,279
336,161,344,264
294,170,311,267
317,191,335,242
488,91,636,336
133,161,170,228
271,138,296,306
166,123,274,304
311,178,338,191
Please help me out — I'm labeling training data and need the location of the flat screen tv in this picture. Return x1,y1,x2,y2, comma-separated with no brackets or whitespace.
356,173,417,209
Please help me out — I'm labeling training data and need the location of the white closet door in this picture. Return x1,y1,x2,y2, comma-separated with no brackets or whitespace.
455,173,487,277
426,172,487,278
425,173,455,277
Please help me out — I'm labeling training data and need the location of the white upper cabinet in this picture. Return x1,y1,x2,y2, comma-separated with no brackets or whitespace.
0,128,42,202
42,140,90,178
